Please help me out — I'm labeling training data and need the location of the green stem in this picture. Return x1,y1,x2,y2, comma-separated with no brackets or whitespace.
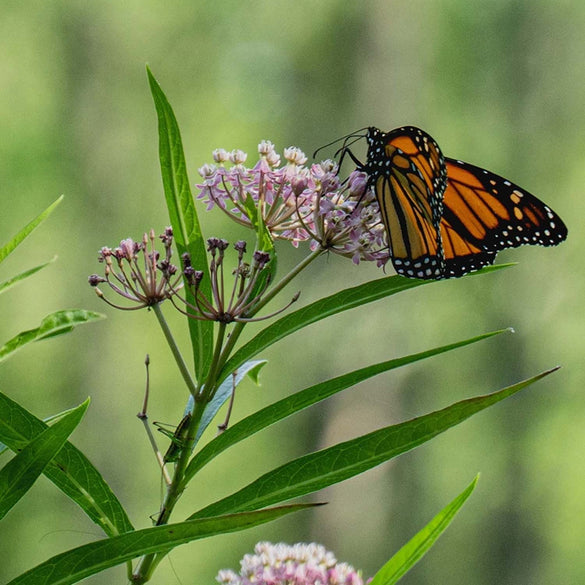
250,247,323,316
200,322,227,401
152,303,198,396
132,249,324,583
132,313,230,582
131,374,209,583
131,305,206,583
214,247,323,383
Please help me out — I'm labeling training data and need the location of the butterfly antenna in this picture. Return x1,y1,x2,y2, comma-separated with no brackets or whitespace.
334,134,366,160
312,127,369,159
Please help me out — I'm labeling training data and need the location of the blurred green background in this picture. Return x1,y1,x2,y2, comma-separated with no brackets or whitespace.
1,1,583,584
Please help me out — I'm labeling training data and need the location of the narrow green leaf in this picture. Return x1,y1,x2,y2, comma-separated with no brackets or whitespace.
0,310,104,364
0,399,88,521
0,404,85,458
370,476,479,585
0,196,63,265
0,257,57,296
6,504,316,585
147,66,213,382
184,360,268,444
186,330,508,481
0,392,134,536
190,367,557,518
219,264,511,386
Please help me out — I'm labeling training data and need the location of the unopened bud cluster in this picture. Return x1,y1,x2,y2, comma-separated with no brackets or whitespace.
174,238,296,323
88,228,180,310
90,231,296,321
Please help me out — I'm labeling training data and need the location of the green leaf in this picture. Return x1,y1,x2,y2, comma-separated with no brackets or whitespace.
0,404,83,456
0,392,134,536
6,504,316,585
0,399,88,521
0,196,63,265
190,367,557,518
0,310,104,364
245,360,266,385
0,257,57,296
369,476,479,585
218,264,511,386
185,330,508,482
147,66,213,382
184,360,268,444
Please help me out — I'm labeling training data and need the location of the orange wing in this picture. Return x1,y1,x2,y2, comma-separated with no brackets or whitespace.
362,126,567,279
366,126,446,278
439,158,567,278
386,126,447,203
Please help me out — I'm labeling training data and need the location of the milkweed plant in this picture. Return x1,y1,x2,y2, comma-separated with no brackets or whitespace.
0,68,560,585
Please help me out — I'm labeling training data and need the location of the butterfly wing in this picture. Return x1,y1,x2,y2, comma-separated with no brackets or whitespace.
362,126,566,280
385,126,448,210
439,158,568,278
374,169,444,278
368,126,448,279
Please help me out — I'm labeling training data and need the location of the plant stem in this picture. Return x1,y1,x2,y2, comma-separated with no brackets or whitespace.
131,306,203,583
199,322,227,401
213,247,323,386
132,314,230,582
132,250,323,582
152,303,198,396
131,381,208,582
250,247,322,316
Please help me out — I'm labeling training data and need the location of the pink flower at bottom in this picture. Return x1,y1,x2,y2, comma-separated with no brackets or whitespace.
216,542,367,585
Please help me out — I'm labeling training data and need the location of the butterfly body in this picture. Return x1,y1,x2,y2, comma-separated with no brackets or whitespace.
356,126,567,279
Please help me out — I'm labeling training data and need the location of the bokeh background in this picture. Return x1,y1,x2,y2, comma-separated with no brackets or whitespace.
1,2,583,584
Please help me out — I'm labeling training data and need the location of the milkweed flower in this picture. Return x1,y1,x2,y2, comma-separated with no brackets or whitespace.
88,227,181,310
216,542,367,585
195,142,390,266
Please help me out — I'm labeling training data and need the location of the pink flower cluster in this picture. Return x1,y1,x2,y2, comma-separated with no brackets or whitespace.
195,142,389,267
216,542,366,585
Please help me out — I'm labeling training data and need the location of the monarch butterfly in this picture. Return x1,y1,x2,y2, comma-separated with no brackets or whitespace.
337,126,567,280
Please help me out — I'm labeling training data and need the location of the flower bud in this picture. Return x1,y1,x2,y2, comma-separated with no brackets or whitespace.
229,149,247,165
348,171,367,198
284,146,307,166
88,274,106,287
253,251,270,269
198,163,217,178
212,148,229,163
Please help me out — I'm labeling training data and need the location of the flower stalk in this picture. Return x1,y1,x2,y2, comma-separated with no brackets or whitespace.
152,303,198,396
90,139,391,584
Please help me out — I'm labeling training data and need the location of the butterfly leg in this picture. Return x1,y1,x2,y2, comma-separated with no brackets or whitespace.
337,146,364,173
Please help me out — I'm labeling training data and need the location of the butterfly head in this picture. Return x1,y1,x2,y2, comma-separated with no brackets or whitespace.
366,127,382,141
366,127,385,151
